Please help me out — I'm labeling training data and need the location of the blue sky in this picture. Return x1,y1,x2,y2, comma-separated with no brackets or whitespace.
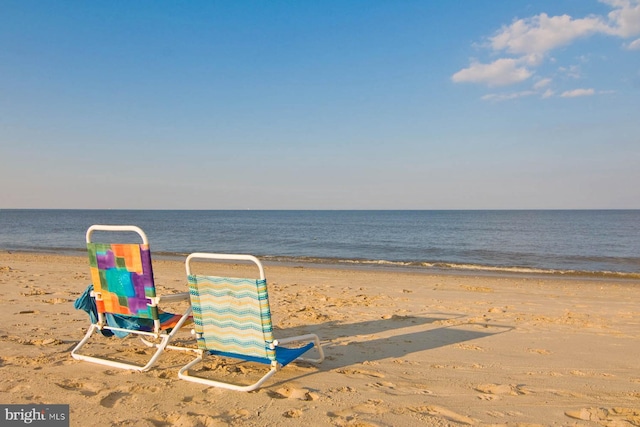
1,1,639,209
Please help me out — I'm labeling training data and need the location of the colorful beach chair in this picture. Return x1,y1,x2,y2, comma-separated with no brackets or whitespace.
178,253,324,392
71,225,193,371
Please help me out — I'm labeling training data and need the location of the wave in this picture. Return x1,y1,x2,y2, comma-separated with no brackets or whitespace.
258,255,640,279
3,246,639,280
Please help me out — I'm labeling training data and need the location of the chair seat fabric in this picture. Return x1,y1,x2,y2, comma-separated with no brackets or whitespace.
188,275,276,361
208,342,315,366
71,225,194,372
75,284,189,337
178,252,323,391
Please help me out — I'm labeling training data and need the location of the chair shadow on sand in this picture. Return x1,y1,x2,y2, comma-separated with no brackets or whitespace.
268,312,514,388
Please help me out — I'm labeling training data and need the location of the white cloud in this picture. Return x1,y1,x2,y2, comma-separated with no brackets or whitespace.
533,78,552,90
453,0,640,91
490,13,610,56
482,79,555,102
482,91,537,101
485,86,610,101
451,58,532,86
559,65,583,79
626,37,640,48
603,0,640,37
542,89,555,98
521,53,545,67
561,88,596,97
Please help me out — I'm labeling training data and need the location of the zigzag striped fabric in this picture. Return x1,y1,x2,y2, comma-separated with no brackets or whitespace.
187,275,276,361
87,242,158,320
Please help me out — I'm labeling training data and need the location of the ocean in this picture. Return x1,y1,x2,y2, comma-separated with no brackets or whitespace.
1,209,639,278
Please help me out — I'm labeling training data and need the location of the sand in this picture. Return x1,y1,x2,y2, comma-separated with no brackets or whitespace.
1,251,639,426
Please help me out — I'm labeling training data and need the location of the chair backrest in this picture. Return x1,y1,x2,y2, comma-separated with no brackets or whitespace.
86,225,159,322
186,253,276,362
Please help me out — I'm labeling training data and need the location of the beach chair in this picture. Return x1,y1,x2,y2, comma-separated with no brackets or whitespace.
71,225,193,371
178,253,324,392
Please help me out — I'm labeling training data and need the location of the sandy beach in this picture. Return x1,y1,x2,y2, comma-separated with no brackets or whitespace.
1,251,639,426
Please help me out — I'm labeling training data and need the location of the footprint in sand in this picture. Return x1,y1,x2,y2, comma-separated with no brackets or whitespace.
55,379,103,397
329,399,389,419
475,383,530,397
154,371,174,379
367,381,433,396
368,380,396,389
409,405,476,425
329,386,357,393
565,407,640,424
268,386,319,401
282,409,303,418
42,298,71,304
335,368,385,379
99,391,129,408
455,343,484,351
6,354,55,367
20,288,49,296
462,285,493,293
160,413,222,427
220,408,251,422
33,338,63,346
527,348,552,355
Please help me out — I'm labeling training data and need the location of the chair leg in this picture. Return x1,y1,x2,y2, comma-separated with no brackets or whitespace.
178,352,280,392
73,307,196,371
71,325,172,372
140,308,197,353
70,324,100,361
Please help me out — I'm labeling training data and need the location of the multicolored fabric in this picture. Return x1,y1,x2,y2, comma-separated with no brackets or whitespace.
87,243,158,320
187,275,276,362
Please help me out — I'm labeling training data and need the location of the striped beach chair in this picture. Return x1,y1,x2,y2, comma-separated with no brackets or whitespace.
179,253,324,392
71,225,193,371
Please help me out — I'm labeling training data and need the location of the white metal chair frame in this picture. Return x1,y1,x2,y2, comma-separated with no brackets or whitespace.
71,225,195,371
178,252,324,391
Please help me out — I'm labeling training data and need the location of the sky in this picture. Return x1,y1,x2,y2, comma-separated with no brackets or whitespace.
1,1,639,209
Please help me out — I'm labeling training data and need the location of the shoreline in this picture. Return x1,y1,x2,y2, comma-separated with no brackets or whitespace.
1,251,639,425
3,248,640,282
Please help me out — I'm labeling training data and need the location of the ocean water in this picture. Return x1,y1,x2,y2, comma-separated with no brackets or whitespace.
1,209,639,277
